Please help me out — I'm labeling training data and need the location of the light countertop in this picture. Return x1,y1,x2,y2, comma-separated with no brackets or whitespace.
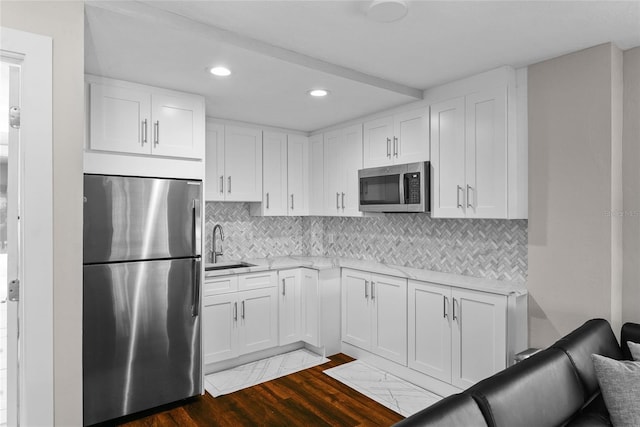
205,256,527,297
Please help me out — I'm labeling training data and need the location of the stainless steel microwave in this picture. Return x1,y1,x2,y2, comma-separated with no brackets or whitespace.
358,161,430,213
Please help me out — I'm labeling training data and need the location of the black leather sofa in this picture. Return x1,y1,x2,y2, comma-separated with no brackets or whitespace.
395,319,640,427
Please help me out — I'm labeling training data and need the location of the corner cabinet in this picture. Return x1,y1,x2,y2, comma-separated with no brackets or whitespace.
429,67,527,219
363,108,429,168
205,122,263,202
324,125,363,217
341,269,407,365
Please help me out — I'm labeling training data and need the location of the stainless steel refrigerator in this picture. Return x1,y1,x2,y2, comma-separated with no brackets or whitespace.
83,174,202,426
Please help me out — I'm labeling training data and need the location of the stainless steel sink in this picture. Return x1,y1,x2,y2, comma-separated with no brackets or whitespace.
205,262,256,271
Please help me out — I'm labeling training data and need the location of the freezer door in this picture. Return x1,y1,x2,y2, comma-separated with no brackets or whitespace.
83,258,202,426
84,174,202,264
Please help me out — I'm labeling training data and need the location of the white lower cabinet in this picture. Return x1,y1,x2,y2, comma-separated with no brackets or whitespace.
341,269,407,365
408,280,507,389
278,269,302,345
203,272,278,365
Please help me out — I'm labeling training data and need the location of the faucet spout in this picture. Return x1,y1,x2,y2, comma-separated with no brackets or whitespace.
211,224,225,264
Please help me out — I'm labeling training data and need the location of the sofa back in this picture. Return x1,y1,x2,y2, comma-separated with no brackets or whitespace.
550,318,623,402
393,393,487,427
466,348,584,427
621,322,640,360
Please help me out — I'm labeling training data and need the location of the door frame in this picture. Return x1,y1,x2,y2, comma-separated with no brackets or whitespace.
1,27,54,426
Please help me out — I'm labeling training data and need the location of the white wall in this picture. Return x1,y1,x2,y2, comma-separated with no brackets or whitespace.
0,1,84,425
528,43,624,347
622,46,640,324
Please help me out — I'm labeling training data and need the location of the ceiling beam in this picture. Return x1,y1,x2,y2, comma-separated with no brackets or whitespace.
87,1,424,100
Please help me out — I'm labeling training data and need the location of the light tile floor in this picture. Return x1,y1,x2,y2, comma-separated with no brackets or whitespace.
205,349,329,397
323,360,442,417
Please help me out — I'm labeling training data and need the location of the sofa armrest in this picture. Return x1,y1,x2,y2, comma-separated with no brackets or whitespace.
621,322,640,360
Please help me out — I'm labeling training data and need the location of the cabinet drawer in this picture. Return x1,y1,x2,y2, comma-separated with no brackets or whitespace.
238,271,277,291
204,275,239,296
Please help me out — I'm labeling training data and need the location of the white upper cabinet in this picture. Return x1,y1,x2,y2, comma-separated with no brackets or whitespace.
89,79,204,160
429,66,526,219
324,124,363,217
287,134,309,215
260,131,288,216
308,134,325,216
205,122,263,202
363,108,428,168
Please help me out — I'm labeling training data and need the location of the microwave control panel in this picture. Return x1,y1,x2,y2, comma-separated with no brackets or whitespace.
405,173,421,204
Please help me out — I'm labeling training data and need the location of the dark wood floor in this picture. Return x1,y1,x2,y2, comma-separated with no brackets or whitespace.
119,353,404,427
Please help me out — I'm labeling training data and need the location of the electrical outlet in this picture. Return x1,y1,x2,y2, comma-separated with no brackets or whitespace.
327,233,334,244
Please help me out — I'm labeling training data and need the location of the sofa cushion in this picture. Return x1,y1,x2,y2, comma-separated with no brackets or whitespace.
550,319,622,401
392,393,488,427
592,354,640,427
621,323,640,360
565,394,612,427
565,413,612,427
467,348,584,427
628,341,640,361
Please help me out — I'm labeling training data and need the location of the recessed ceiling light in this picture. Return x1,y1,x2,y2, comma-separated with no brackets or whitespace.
209,66,231,77
309,89,329,97
367,0,408,23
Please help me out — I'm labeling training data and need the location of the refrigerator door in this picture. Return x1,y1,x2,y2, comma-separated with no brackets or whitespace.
83,174,202,264
83,258,202,426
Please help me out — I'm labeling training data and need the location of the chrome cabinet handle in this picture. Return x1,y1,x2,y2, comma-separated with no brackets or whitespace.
457,185,464,209
394,136,398,157
443,296,448,319
336,192,340,210
219,176,224,194
266,192,270,209
467,185,473,209
228,177,232,194
142,119,148,144
387,137,391,158
453,298,458,321
154,121,159,145
371,282,375,300
234,301,238,321
241,300,245,319
291,194,294,210
364,280,369,298
282,278,286,296
341,192,345,209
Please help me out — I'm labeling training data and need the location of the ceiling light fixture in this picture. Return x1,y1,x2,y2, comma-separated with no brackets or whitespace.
309,89,329,97
209,66,231,77
367,0,408,23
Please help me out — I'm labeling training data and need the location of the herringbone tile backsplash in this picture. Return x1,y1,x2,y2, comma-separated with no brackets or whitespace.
205,202,527,282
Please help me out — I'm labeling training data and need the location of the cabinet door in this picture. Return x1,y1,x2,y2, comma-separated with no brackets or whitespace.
430,97,466,218
465,87,508,218
205,123,225,201
262,131,288,216
363,116,394,168
301,269,320,347
224,126,263,202
408,281,452,382
278,269,302,346
238,287,278,355
151,93,204,159
394,108,429,164
89,83,151,155
308,134,325,216
287,134,309,216
203,294,239,364
341,124,364,217
323,130,342,215
371,274,407,365
341,269,371,350
451,288,507,389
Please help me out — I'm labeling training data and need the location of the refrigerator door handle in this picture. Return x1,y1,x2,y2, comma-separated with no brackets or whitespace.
192,258,201,317
192,199,201,256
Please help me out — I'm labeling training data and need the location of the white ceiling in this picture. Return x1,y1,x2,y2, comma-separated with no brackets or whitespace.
85,1,640,132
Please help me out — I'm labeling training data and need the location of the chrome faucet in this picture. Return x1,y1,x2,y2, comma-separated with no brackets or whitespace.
211,224,225,263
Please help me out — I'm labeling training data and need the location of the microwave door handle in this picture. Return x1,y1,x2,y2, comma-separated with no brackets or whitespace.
399,173,406,204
